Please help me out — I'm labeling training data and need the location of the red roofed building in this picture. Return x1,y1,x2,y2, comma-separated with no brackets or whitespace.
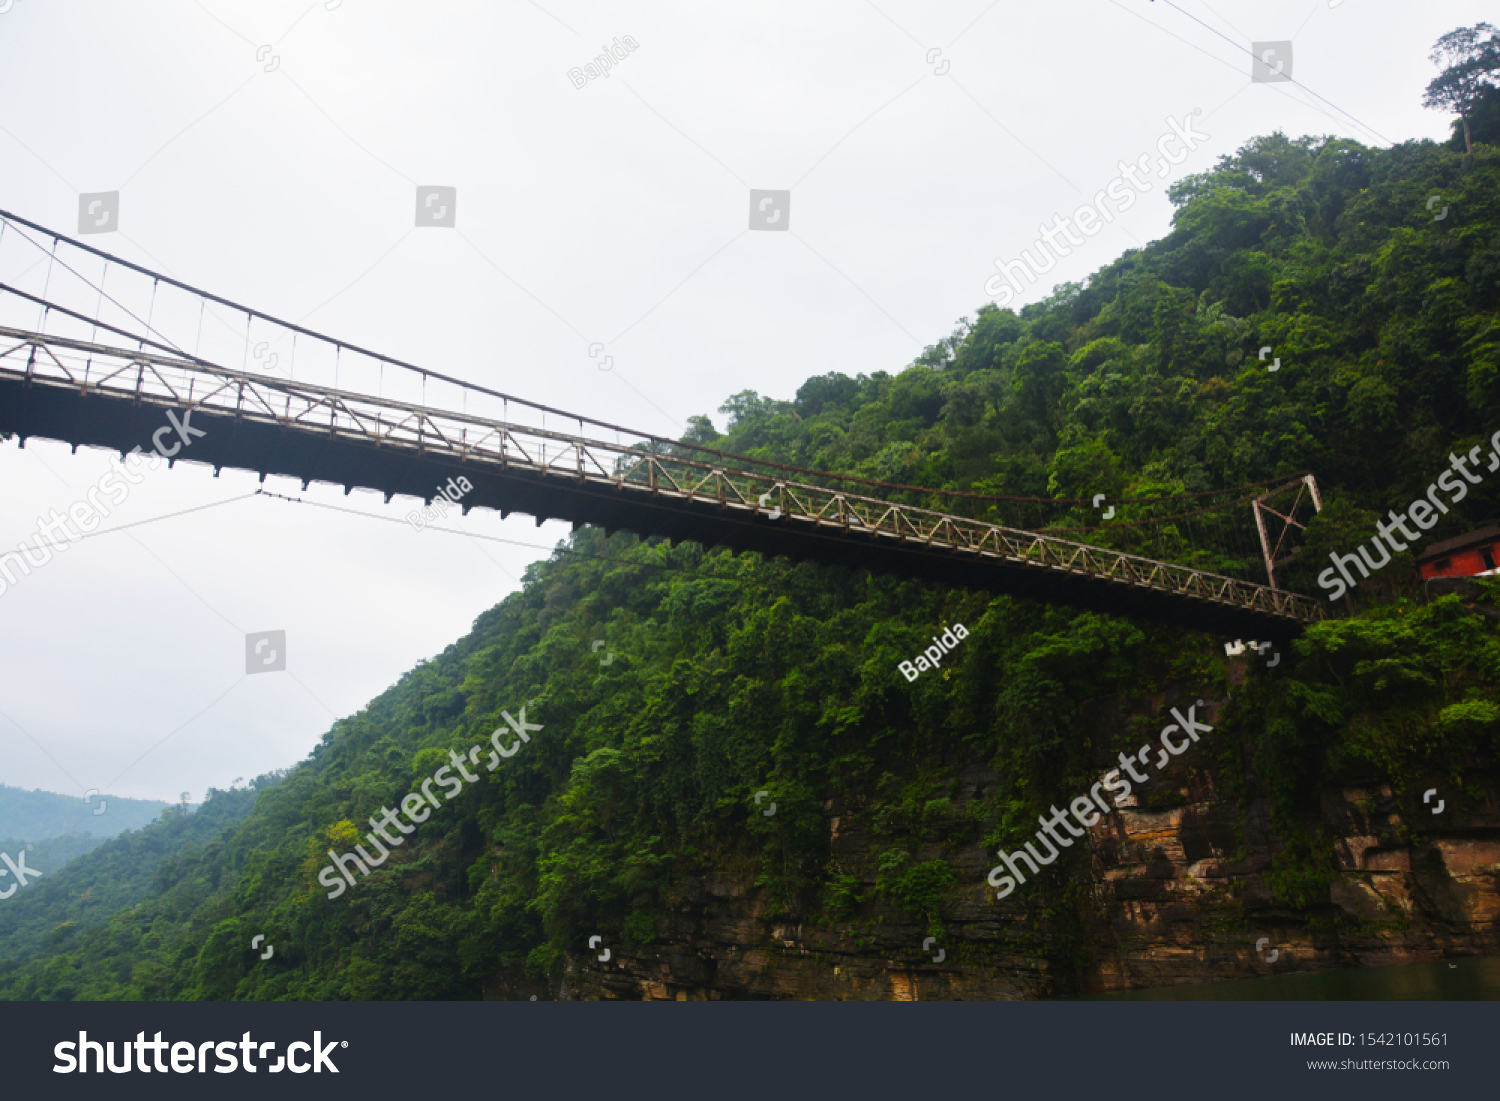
1415,523,1500,581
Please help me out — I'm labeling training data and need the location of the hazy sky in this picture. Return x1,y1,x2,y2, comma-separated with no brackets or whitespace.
0,0,1487,803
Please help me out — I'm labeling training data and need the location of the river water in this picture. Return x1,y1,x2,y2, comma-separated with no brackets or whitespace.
1093,955,1500,1000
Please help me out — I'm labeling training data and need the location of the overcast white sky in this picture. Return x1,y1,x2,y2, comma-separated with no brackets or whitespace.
0,0,1487,805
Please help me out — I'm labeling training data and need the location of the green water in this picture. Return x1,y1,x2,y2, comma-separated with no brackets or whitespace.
1093,956,1500,1000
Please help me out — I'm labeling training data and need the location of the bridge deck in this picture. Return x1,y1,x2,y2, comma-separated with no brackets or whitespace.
0,327,1325,640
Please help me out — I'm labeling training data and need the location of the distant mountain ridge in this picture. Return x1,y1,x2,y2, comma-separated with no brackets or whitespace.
0,784,169,841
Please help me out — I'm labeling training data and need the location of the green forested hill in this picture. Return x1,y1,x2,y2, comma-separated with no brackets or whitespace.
705,134,1498,548
0,783,264,980
2,127,1497,1000
0,835,109,888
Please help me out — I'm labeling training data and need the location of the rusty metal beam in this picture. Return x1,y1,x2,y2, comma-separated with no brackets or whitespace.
0,328,1327,632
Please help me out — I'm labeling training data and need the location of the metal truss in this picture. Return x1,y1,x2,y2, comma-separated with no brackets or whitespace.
0,327,1328,626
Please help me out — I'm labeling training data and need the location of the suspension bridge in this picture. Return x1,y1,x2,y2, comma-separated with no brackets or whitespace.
0,209,1328,639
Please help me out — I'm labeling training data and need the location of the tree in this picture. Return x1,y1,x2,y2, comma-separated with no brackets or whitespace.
717,390,777,429
681,414,721,446
1423,23,1500,155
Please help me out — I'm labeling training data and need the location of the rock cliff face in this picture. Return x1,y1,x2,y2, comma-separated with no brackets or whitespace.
485,684,1500,1001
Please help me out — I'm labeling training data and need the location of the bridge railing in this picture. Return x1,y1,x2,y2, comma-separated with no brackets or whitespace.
0,326,1328,625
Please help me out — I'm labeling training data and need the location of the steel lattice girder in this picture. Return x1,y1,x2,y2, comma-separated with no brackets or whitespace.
0,328,1327,627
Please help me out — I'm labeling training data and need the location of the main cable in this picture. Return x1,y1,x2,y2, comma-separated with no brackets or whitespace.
1153,0,1394,146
